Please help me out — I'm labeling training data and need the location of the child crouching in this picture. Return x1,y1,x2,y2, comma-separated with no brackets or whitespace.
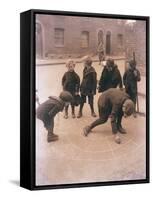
36,91,73,142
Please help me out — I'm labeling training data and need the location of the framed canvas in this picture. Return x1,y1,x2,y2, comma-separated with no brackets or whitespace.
20,9,150,190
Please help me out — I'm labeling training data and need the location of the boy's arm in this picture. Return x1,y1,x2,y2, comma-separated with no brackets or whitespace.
98,69,106,92
134,69,141,82
75,73,80,93
123,71,127,86
118,70,123,89
92,72,97,94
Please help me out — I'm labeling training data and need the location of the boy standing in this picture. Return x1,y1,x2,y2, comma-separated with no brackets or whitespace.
62,59,80,118
123,60,141,117
98,58,122,93
77,56,97,118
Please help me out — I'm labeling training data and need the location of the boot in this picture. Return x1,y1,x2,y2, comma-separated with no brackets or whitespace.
64,113,68,119
118,126,127,134
47,132,59,142
91,112,97,117
64,106,68,119
77,111,82,118
71,106,76,118
72,113,76,118
77,103,84,118
90,104,97,117
83,126,91,137
114,133,121,144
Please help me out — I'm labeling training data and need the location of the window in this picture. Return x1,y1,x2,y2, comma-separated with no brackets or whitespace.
117,34,123,46
54,28,64,46
81,31,89,48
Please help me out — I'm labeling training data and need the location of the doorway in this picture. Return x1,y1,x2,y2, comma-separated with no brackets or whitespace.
106,31,111,55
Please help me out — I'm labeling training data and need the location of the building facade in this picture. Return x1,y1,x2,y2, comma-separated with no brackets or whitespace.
36,14,146,71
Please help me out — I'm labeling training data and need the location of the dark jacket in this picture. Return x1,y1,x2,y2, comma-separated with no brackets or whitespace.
62,71,80,95
80,66,97,96
98,88,129,133
123,68,141,95
98,65,122,92
36,96,65,120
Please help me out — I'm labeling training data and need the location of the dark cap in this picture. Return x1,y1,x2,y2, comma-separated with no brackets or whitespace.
106,58,114,66
59,91,73,102
129,60,137,68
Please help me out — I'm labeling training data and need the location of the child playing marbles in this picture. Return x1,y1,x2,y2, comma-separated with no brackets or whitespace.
36,91,73,142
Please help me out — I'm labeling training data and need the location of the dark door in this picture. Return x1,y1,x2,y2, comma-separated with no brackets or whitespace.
106,32,111,55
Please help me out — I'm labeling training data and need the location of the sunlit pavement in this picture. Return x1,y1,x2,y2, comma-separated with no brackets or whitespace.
36,60,146,186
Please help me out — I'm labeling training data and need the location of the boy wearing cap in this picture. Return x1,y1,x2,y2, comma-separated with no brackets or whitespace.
77,56,97,118
98,58,122,93
36,91,73,142
83,88,134,144
123,60,141,117
62,59,80,119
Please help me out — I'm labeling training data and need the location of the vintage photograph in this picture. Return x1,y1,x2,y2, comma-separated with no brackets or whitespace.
35,13,147,186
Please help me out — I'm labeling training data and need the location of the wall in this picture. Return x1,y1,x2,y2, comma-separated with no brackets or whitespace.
36,14,126,57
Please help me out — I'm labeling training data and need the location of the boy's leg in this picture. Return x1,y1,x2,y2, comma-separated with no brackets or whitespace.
88,95,97,117
64,104,69,119
77,95,85,118
83,116,108,136
132,93,137,118
111,115,122,144
117,114,126,134
47,118,59,142
71,104,76,118
43,115,58,142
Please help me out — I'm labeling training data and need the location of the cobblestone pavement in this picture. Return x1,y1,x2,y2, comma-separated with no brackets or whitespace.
36,60,146,186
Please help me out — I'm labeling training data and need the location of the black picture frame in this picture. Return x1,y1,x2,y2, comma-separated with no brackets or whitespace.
20,9,150,190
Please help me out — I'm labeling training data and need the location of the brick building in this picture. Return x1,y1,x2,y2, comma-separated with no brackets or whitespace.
36,14,146,70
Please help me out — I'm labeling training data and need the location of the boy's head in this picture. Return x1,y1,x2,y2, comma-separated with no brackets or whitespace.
122,99,135,118
106,58,114,71
82,55,92,67
59,91,73,103
66,59,76,71
129,59,137,70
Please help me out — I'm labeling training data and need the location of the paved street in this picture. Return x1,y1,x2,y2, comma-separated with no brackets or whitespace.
36,60,146,186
